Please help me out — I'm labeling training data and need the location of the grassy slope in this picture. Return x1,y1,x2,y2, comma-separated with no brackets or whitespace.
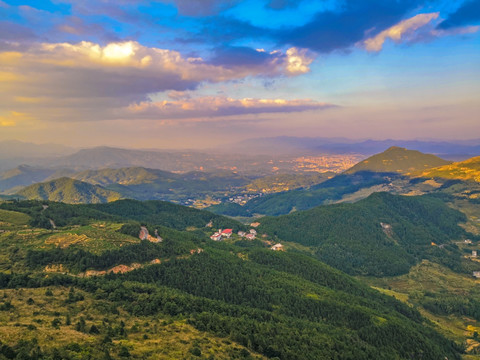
419,156,480,182
0,287,265,360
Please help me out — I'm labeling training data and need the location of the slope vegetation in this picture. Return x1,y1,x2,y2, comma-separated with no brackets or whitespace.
258,192,475,276
16,177,122,204
0,199,464,359
419,156,480,182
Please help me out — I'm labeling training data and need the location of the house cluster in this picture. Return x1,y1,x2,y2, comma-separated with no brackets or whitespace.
270,243,284,251
211,228,258,241
239,229,257,240
473,271,480,279
228,193,262,205
210,228,233,241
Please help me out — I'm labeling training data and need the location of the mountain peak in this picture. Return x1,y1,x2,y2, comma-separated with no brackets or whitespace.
385,146,407,152
345,147,450,174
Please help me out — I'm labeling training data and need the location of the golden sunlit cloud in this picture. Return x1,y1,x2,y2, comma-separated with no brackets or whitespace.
0,111,34,127
363,13,439,52
0,40,317,123
127,96,332,119
285,48,313,75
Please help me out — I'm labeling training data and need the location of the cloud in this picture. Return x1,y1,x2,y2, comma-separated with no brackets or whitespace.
208,45,313,75
56,16,120,41
363,13,439,52
0,40,315,122
362,11,480,51
167,0,241,16
437,0,480,29
126,96,334,119
284,48,313,75
0,22,37,41
0,111,33,127
274,0,422,53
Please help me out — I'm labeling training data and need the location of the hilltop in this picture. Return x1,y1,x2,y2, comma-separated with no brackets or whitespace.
16,177,122,204
345,146,450,175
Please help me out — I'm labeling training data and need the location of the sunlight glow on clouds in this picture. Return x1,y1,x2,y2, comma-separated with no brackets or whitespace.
363,12,480,52
0,0,478,145
127,96,332,119
0,111,32,127
0,40,317,122
363,13,440,52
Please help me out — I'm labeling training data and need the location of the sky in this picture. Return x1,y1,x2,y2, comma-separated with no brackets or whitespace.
0,0,479,149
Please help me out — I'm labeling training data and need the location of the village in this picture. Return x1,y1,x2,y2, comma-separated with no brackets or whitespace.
209,221,284,251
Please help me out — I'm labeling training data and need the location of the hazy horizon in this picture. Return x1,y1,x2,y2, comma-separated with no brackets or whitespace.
2,135,480,153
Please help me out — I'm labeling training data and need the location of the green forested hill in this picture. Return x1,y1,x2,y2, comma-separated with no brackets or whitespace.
0,198,464,359
16,177,122,204
258,192,476,276
345,146,450,174
0,198,242,231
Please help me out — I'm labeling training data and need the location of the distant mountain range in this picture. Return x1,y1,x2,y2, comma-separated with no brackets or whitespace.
3,144,480,209
233,136,480,159
0,140,76,171
2,138,479,174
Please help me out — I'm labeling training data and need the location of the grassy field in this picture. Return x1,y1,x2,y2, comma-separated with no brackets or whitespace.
0,287,265,359
0,208,31,228
43,222,140,253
